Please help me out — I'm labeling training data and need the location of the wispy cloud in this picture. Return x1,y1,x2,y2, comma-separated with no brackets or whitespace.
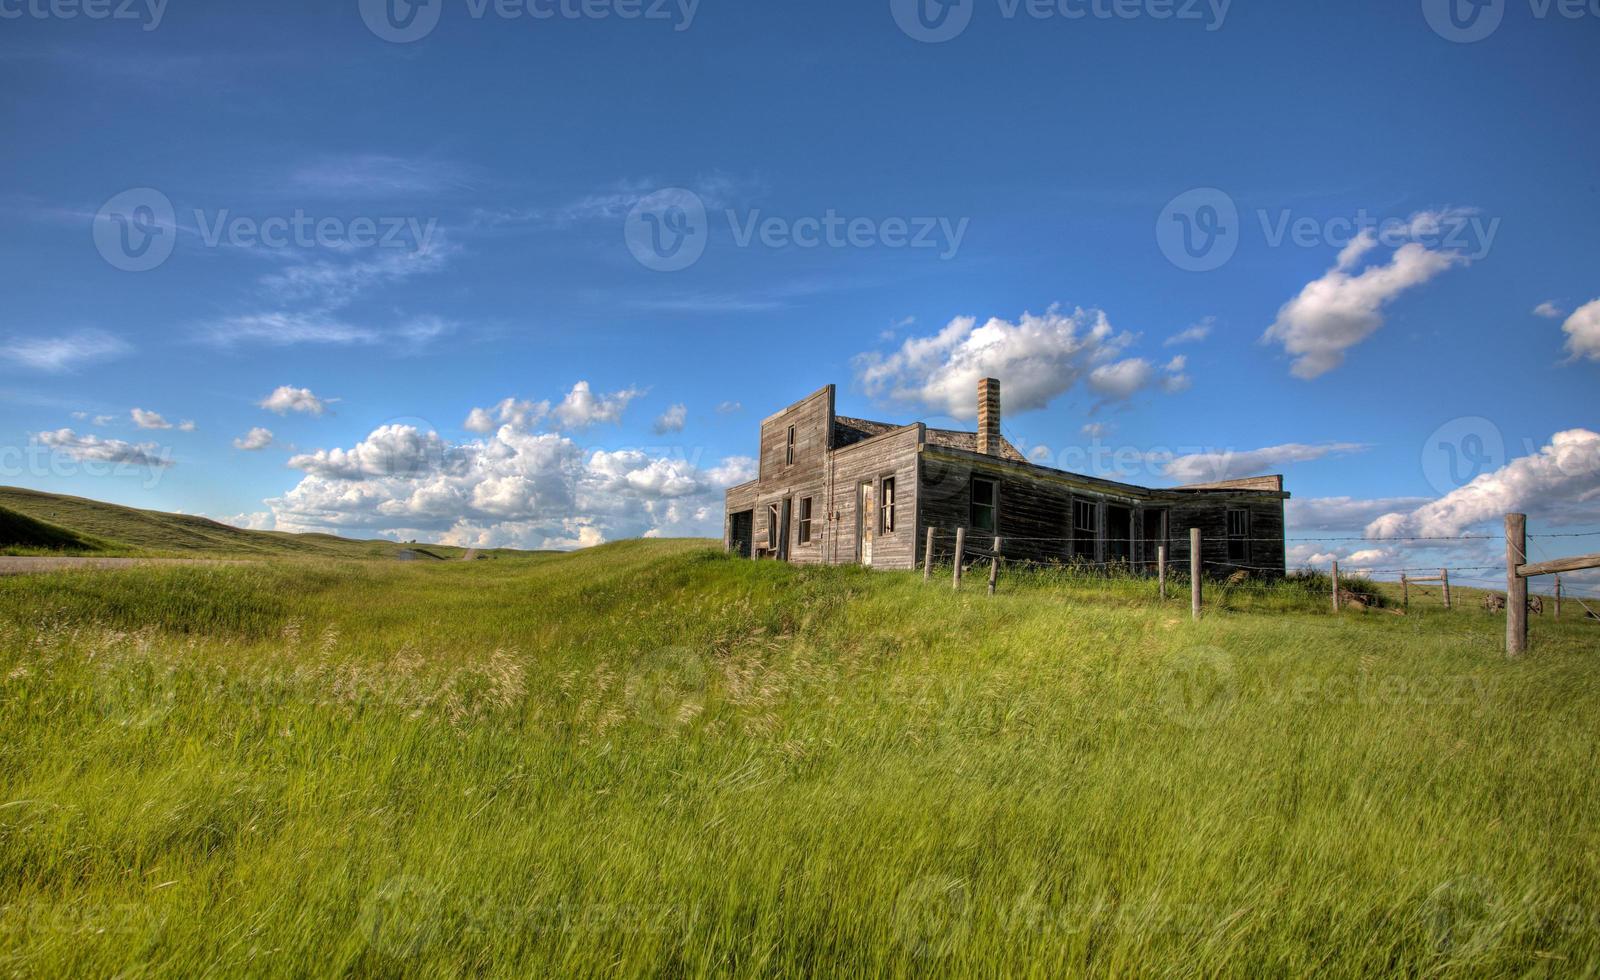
1161,441,1368,483
1164,317,1214,346
290,155,474,198
0,330,130,372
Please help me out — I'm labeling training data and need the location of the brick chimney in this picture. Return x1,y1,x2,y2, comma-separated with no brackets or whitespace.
977,377,1001,456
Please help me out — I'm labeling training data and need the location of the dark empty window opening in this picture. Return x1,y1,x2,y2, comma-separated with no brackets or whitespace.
1072,500,1097,559
798,497,814,544
880,478,896,535
970,477,997,532
1105,506,1132,563
785,425,795,466
1227,509,1250,563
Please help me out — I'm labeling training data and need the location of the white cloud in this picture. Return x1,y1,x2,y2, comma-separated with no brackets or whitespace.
92,414,115,427
654,403,687,435
131,408,172,430
1263,211,1472,379
178,420,197,432
1287,495,1432,531
1561,299,1600,362
464,397,548,434
716,401,743,415
1,330,130,372
1162,442,1368,483
290,154,468,197
854,306,1182,419
1533,301,1565,319
260,385,330,416
1368,429,1600,539
1164,317,1214,346
33,429,173,469
268,412,753,549
552,381,643,431
1081,422,1112,439
202,312,380,348
233,427,274,451
220,511,275,531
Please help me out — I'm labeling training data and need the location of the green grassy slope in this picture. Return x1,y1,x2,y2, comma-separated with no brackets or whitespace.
1,541,1596,976
0,486,532,559
0,503,123,555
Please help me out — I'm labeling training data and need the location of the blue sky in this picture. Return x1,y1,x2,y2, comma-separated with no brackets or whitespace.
2,0,1598,584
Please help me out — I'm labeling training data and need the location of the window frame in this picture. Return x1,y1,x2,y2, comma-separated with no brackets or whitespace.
767,503,781,548
785,425,796,466
798,497,814,545
1226,508,1250,563
969,476,998,533
1072,499,1097,559
879,476,896,535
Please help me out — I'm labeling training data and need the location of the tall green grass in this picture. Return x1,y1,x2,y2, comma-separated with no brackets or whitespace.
1,541,1596,976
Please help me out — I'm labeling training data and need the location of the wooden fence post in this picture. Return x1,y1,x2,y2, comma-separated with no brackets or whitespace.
1190,527,1202,621
953,527,966,591
923,527,934,583
1555,575,1562,619
1507,513,1528,657
1157,545,1167,601
1332,560,1340,613
1401,574,1409,612
988,537,1001,596
1441,568,1451,610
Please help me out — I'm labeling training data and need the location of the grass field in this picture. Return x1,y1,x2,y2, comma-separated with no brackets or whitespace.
2,540,1598,976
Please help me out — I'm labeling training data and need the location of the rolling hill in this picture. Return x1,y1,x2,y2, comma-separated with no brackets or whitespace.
0,486,525,559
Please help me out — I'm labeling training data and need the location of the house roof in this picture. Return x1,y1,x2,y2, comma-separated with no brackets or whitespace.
833,415,1029,463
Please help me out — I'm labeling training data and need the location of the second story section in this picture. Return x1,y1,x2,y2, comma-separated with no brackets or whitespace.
758,385,836,488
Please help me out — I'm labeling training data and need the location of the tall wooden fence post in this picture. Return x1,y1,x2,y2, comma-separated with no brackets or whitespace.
1190,527,1202,621
1555,575,1562,619
923,527,934,583
1157,545,1167,601
1332,560,1341,613
1441,568,1451,610
953,527,966,591
1401,574,1409,612
988,537,1002,596
1507,513,1528,657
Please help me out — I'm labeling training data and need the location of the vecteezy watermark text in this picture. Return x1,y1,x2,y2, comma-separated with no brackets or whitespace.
1422,0,1600,43
0,0,166,29
1156,188,1499,272
93,187,437,272
624,188,969,271
358,0,698,43
891,0,1231,43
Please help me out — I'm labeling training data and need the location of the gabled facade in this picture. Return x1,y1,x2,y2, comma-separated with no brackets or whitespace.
723,380,1289,575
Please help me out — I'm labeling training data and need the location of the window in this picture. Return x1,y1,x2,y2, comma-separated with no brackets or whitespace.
785,425,795,466
970,477,997,532
880,478,896,534
798,497,814,544
1072,500,1097,559
1227,509,1249,562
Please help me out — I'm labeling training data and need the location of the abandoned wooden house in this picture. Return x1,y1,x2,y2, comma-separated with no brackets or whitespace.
722,379,1289,575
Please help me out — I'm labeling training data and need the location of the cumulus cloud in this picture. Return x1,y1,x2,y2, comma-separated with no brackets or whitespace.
1561,299,1600,362
1164,317,1214,346
233,427,275,451
221,511,275,531
178,420,197,432
260,385,330,416
1368,429,1600,539
268,412,752,549
131,408,172,430
1263,211,1472,379
854,306,1183,419
654,403,687,435
1287,495,1432,531
34,429,173,469
1533,301,1564,319
551,381,643,430
1161,441,1368,483
1,329,130,372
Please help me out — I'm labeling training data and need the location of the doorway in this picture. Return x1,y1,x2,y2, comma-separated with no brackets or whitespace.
857,481,877,566
1106,505,1133,564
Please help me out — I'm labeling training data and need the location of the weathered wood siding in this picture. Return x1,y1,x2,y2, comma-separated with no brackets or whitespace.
751,386,834,558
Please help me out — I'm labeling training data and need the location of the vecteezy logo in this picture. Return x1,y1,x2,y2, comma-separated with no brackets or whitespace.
93,188,177,273
360,0,444,43
1422,0,1505,42
1156,188,1239,272
1157,646,1237,729
624,188,709,272
1421,417,1505,496
890,0,975,43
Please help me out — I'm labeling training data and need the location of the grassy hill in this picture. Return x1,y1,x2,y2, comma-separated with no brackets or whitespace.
0,486,529,559
1,540,1596,975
